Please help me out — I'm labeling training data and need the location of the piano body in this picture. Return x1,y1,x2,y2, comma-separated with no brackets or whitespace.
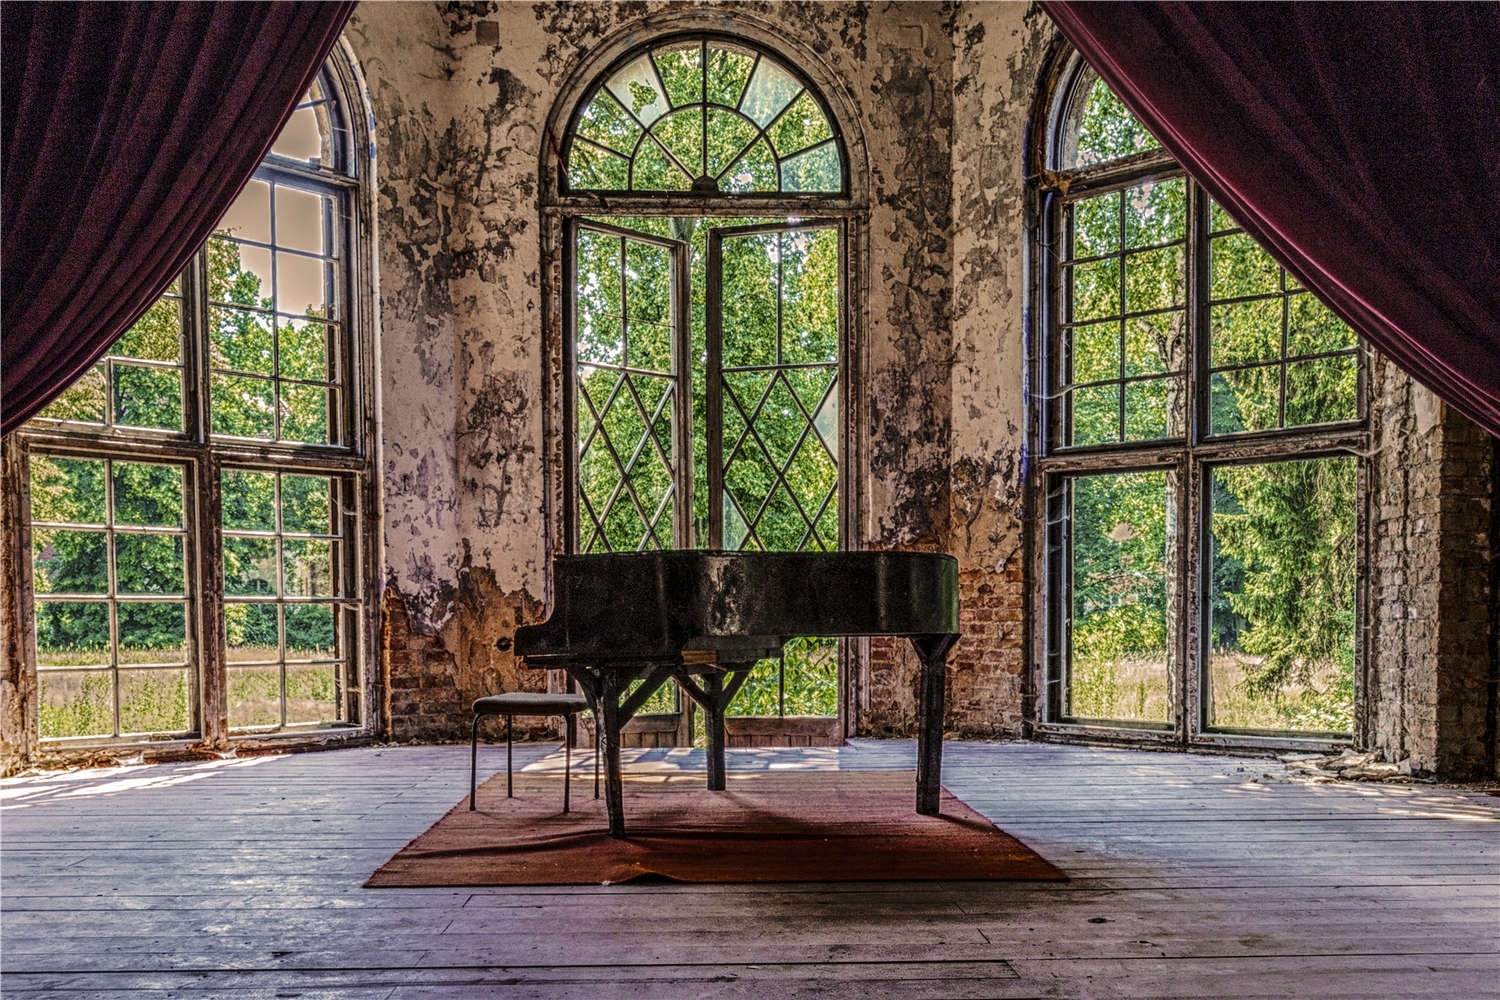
513,550,959,837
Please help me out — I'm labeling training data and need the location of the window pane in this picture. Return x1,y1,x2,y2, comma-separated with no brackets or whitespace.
1065,471,1171,724
739,58,801,127
779,143,841,192
32,530,108,594
1072,192,1120,258
119,668,191,735
211,306,275,374
606,54,671,127
228,665,282,728
1123,179,1185,248
277,252,328,317
576,90,642,155
285,663,340,726
227,603,280,662
1208,458,1356,735
225,537,277,596
282,475,333,534
114,534,185,595
212,374,276,439
280,321,333,381
286,604,336,657
36,366,106,424
222,470,277,531
283,539,335,598
1069,259,1121,321
705,45,754,107
39,670,114,739
113,463,183,528
118,602,187,662
29,457,106,524
113,364,182,431
275,187,328,255
218,179,272,243
1069,384,1120,447
767,92,833,157
1123,246,1184,313
1286,355,1358,426
280,382,331,444
1211,366,1281,435
1066,76,1161,168
35,601,109,667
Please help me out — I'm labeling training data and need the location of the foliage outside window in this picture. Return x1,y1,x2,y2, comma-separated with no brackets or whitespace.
1039,67,1363,742
559,36,849,719
14,67,369,746
567,38,843,194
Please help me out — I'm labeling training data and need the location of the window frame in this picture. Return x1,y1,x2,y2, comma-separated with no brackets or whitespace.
541,24,867,731
2,49,379,762
1027,51,1371,752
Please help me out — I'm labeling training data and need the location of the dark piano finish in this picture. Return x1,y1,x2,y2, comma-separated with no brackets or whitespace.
513,550,959,837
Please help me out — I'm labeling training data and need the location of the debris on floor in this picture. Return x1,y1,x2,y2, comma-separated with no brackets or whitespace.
1276,749,1425,783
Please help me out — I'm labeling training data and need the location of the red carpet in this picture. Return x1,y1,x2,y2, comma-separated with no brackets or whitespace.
366,769,1066,886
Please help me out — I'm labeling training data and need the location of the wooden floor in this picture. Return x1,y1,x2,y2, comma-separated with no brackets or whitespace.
2,740,1496,998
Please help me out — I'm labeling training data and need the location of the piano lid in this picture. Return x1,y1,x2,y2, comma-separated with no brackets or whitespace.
514,549,958,663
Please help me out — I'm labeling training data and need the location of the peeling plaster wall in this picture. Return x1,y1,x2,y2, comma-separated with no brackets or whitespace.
350,0,1022,742
943,3,1055,737
349,4,559,739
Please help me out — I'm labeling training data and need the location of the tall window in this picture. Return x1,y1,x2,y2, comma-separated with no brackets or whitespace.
552,33,853,720
10,58,373,749
1033,63,1365,745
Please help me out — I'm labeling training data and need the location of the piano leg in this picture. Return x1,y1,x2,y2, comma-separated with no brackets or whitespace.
673,667,751,793
568,667,629,838
702,673,727,791
913,641,951,816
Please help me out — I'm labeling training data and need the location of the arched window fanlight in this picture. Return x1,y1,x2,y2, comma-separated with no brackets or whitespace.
565,37,845,194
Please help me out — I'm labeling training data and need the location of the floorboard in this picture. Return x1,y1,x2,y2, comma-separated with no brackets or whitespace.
2,740,1497,998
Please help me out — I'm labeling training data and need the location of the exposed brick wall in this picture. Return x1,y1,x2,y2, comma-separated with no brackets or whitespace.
1368,357,1497,780
380,569,546,744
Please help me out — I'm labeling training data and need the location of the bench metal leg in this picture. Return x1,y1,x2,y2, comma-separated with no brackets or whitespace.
468,713,482,811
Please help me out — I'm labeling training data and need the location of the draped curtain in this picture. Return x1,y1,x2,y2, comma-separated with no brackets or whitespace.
1043,1,1500,438
1,1,357,436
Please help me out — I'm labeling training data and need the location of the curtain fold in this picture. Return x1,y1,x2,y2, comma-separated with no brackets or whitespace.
1043,1,1500,437
2,1,357,436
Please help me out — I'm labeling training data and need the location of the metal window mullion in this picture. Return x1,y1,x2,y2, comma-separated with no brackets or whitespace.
705,230,726,548
103,458,122,737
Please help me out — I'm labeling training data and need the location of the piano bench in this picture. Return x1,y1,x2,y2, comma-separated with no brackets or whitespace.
469,693,600,813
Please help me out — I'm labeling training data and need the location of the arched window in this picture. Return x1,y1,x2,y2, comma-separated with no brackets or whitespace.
8,50,375,756
564,38,845,195
1031,57,1366,747
545,30,856,724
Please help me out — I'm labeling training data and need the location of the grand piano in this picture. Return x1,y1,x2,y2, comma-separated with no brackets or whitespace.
513,550,959,837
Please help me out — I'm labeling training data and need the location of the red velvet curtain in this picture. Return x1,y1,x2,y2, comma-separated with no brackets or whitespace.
1,1,357,436
1043,1,1500,438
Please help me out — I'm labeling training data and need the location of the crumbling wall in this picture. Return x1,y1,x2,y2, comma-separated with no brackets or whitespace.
938,4,1055,737
349,3,558,739
352,1,996,741
1367,355,1497,779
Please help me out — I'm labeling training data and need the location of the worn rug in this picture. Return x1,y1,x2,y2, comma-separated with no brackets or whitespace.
366,769,1065,886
